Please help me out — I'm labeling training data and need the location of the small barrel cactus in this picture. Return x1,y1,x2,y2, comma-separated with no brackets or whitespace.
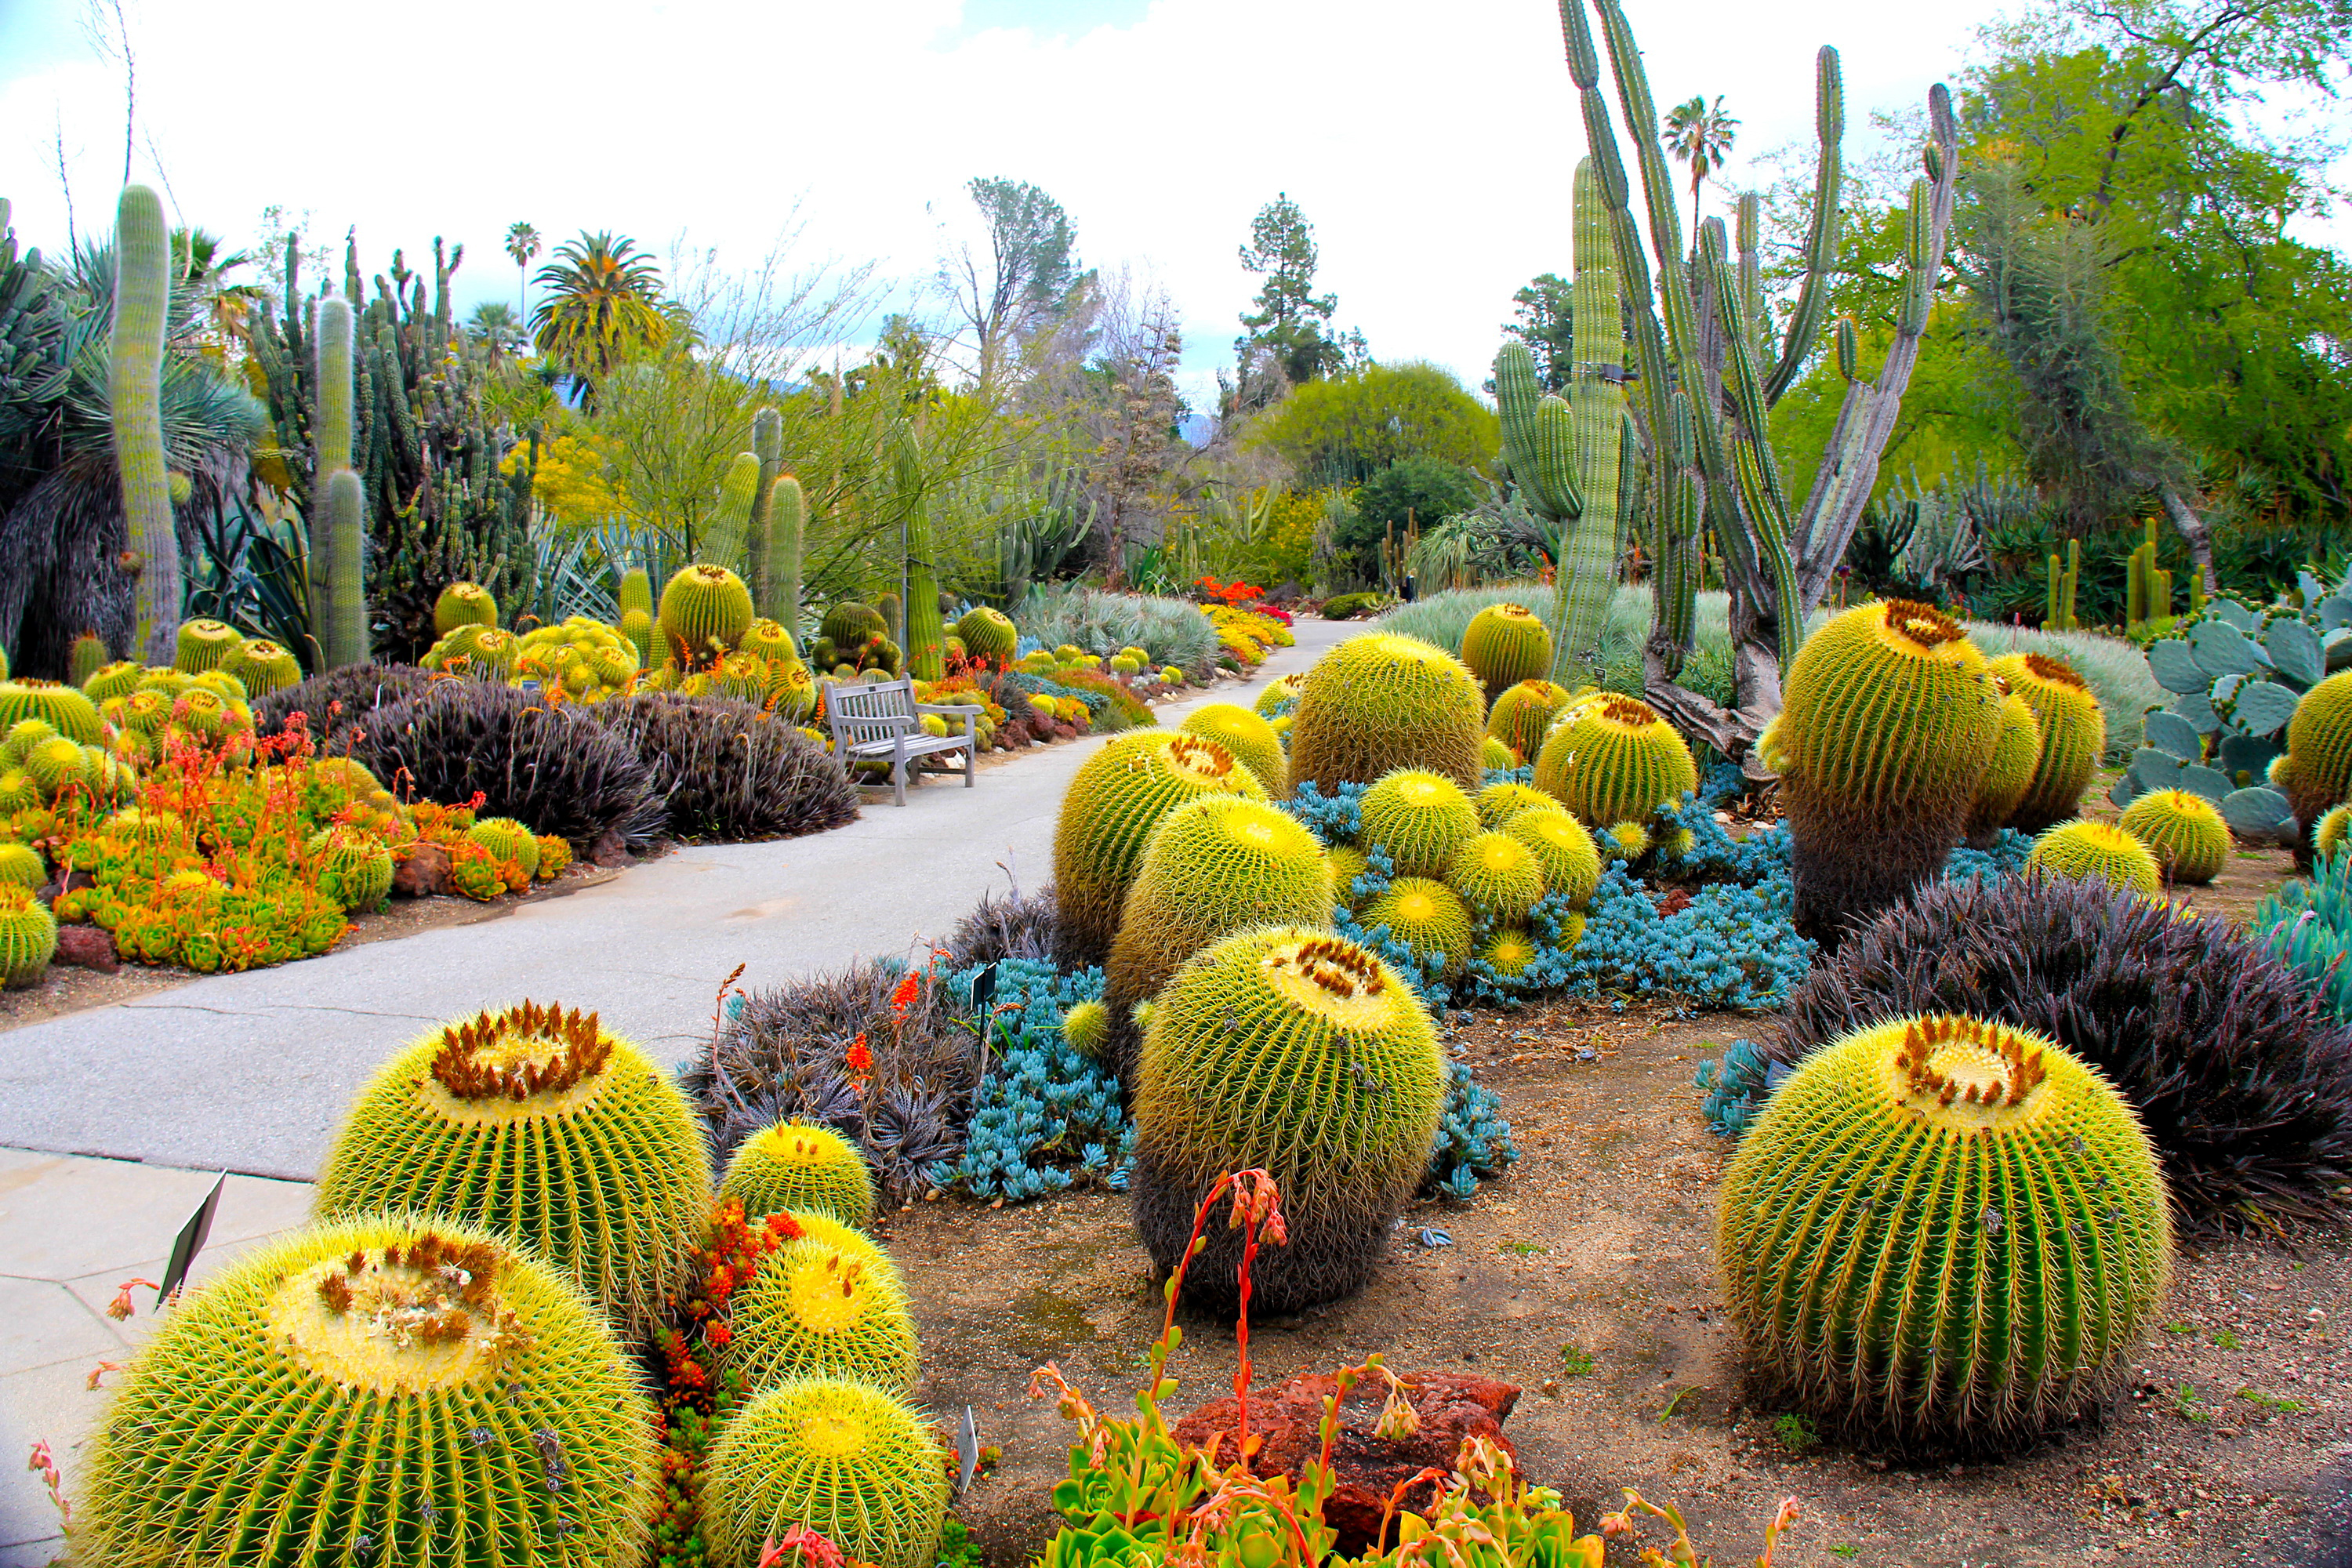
1446,830,1544,923
314,1000,713,1334
0,842,45,891
720,1120,878,1229
1061,997,1109,1060
1717,1014,2172,1448
172,617,243,673
2317,804,2352,862
80,1215,658,1566
1478,924,1540,979
701,1378,948,1568
307,823,394,912
0,885,58,985
466,815,543,877
2281,669,2352,845
0,681,105,745
1963,682,2042,846
718,1229,920,1393
1486,677,1575,765
2117,788,2230,884
1359,876,1474,979
1477,779,1553,830
434,580,500,634
2027,819,2163,896
1480,735,1514,771
1458,602,1553,697
1501,806,1601,909
1357,767,1479,878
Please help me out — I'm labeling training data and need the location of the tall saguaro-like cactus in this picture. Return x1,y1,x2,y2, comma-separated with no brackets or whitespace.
310,297,364,664
1496,160,1632,686
1549,0,1960,767
746,406,782,612
765,475,804,642
111,186,177,666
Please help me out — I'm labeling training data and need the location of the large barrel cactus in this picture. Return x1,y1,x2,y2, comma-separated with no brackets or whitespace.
702,1378,949,1568
80,1214,658,1566
1133,927,1443,1315
1287,634,1486,793
314,1000,713,1335
1718,1014,2172,1448
2117,789,2229,884
1104,795,1333,1079
659,564,757,666
1052,731,1265,962
1532,692,1698,826
1486,678,1575,764
2281,669,2352,848
1458,603,1553,699
1988,652,2107,833
954,605,1018,665
1179,702,1287,797
1770,601,2003,944
1962,681,2042,847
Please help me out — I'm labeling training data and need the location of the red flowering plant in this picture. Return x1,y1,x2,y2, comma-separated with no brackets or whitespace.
651,1196,807,1568
1031,1171,1800,1568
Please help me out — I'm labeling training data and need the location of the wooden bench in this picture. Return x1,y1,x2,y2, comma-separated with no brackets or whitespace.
821,677,982,807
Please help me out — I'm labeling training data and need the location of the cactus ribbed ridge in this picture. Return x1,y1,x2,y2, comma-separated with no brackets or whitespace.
1988,652,2105,833
111,186,178,666
1718,1014,2171,1446
2117,789,2228,885
1357,767,1479,878
1360,876,1475,980
1180,702,1287,797
1486,678,1574,764
719,1230,920,1393
2027,820,2163,897
80,1215,657,1566
1133,927,1443,1314
1446,829,1545,923
1458,604,1554,698
1964,685,2042,845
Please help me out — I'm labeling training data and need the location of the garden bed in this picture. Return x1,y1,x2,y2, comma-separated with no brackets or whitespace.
894,996,2350,1566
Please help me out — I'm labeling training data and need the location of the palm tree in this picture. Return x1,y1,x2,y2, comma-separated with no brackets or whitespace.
528,230,668,389
504,220,540,318
1664,95,1740,242
467,300,523,358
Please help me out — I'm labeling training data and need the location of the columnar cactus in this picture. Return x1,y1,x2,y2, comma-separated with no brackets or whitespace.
767,474,805,631
111,186,177,667
315,296,369,669
704,450,763,570
746,405,783,610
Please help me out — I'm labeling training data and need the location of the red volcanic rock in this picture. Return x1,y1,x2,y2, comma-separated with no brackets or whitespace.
53,924,119,974
1172,1370,1520,1555
390,842,451,897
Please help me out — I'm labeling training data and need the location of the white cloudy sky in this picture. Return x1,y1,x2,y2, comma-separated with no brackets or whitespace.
2,0,2343,406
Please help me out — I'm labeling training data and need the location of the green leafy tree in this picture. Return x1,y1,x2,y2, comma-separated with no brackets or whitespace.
1664,95,1740,241
1502,273,1575,393
1235,194,1342,393
1339,455,1485,579
529,231,668,389
942,177,1082,395
1247,361,1498,487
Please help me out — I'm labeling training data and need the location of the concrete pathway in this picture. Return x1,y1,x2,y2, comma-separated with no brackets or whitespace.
0,615,1356,1561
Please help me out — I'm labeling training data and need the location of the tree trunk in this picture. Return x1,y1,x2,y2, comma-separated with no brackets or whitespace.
2158,483,2216,594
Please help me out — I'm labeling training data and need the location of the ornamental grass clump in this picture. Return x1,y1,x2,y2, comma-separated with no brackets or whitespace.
589,695,858,843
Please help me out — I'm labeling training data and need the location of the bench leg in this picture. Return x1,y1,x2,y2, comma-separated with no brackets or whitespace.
893,740,908,807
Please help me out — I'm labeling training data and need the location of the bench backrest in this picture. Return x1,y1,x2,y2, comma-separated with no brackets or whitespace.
825,677,917,750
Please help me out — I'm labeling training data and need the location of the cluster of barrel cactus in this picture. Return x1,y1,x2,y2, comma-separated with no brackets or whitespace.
83,989,946,1568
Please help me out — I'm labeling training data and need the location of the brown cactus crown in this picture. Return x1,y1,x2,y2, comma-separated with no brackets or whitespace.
429,1000,612,1103
1597,694,1662,728
1882,600,1967,650
1163,733,1240,782
1892,1014,2049,1115
2022,652,2088,689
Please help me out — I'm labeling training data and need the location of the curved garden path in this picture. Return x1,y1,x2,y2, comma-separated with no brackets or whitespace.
0,616,1362,1181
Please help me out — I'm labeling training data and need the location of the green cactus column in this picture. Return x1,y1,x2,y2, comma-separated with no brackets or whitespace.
904,507,946,684
767,474,804,642
702,451,761,570
111,186,177,666
746,406,782,612
314,297,368,667
1555,157,1628,685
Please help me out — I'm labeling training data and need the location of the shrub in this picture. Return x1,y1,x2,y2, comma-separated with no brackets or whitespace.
588,695,857,843
344,680,665,849
1015,583,1218,673
1763,873,2352,1232
251,662,434,743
